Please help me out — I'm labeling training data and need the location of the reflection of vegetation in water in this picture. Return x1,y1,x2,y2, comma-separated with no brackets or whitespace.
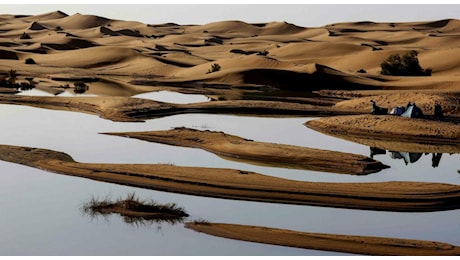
370,147,446,168
190,218,210,225
1,69,35,91
81,193,189,227
73,82,89,94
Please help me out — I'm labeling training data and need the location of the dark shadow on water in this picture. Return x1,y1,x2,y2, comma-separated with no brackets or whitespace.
80,193,189,227
370,147,448,168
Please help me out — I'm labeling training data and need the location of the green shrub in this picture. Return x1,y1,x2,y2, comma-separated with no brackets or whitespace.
380,50,431,76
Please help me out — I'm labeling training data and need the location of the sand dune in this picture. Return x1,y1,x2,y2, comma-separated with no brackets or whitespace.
0,11,460,91
0,12,459,118
17,10,68,22
43,13,111,30
1,12,460,99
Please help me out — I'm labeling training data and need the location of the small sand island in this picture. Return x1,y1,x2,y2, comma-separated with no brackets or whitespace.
104,127,388,175
185,222,460,256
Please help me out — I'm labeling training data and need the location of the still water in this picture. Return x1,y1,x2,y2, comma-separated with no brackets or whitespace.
0,94,459,255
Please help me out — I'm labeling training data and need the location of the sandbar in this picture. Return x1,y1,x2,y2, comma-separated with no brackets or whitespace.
104,127,388,175
185,222,460,256
1,144,460,212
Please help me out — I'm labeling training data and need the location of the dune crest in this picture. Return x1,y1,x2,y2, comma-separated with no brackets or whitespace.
1,12,460,94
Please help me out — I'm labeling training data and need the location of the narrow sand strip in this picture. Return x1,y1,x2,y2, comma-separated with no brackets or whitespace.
104,127,388,175
1,144,460,212
306,115,460,145
185,222,460,256
0,95,354,122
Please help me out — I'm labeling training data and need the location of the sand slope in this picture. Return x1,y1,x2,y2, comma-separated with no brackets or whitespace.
2,12,460,95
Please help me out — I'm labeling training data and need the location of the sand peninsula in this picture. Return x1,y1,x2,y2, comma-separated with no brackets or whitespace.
1,144,460,212
104,127,387,175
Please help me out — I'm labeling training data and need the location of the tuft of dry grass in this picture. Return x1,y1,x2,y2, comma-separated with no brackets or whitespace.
81,193,189,226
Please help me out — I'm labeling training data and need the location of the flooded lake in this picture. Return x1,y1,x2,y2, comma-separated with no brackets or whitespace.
0,92,459,255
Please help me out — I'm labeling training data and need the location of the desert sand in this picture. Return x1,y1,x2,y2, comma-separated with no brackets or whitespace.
104,127,387,175
1,12,460,105
185,222,460,256
306,114,460,147
1,11,459,131
1,144,460,212
2,11,460,255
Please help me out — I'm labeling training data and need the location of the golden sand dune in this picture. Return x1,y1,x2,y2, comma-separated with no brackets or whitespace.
104,127,388,175
185,222,460,256
1,144,460,212
1,11,459,149
42,13,111,30
2,11,460,95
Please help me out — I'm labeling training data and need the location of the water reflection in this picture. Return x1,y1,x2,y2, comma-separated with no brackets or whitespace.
370,147,445,168
81,193,189,227
133,90,210,104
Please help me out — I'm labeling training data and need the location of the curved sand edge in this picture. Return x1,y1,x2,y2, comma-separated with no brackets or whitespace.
0,94,355,122
185,222,460,256
305,115,460,146
104,127,388,175
1,144,460,212
332,135,460,154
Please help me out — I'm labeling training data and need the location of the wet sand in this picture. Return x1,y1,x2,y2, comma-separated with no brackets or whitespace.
185,222,460,256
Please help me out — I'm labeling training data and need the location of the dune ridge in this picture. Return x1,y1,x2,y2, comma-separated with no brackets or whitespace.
2,12,460,96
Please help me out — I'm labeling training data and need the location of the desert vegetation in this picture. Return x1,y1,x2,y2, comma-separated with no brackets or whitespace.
206,63,221,74
0,69,35,90
81,193,189,226
380,50,432,76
